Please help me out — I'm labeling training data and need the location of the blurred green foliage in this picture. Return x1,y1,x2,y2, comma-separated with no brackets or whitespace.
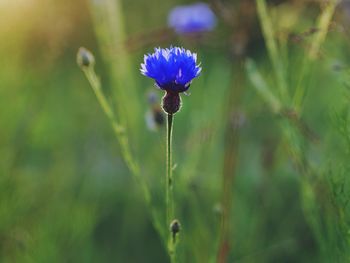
1,0,350,262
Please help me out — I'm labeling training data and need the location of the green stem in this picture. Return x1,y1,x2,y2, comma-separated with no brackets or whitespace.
166,114,173,227
166,113,176,262
256,0,289,103
81,67,164,241
83,68,138,175
292,0,337,115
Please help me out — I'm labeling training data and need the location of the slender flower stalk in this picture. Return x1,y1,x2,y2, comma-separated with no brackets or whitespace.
77,47,164,242
141,46,201,262
166,113,175,260
166,113,173,227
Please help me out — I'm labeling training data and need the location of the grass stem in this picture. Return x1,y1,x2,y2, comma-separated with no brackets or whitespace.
81,66,164,241
256,0,289,103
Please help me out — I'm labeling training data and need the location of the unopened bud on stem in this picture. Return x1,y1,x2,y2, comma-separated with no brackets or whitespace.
77,47,95,69
170,219,181,242
162,91,181,115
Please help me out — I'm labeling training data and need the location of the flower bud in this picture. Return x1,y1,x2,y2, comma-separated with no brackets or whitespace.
145,107,165,131
170,219,181,243
162,91,181,115
77,47,95,68
170,219,181,241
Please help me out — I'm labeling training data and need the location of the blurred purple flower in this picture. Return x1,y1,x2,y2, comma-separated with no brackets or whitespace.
168,3,217,34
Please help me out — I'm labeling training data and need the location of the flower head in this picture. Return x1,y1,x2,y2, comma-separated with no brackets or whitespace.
168,3,217,34
141,47,201,114
140,46,201,93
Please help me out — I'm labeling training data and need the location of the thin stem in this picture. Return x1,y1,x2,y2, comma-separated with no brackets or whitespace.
81,67,164,241
166,114,173,227
292,0,337,115
83,68,138,175
256,0,289,103
166,113,177,262
88,0,142,142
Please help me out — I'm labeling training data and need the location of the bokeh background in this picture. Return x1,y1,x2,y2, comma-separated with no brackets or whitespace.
1,0,350,262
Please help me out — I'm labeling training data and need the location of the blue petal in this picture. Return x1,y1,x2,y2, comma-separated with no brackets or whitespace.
140,46,201,92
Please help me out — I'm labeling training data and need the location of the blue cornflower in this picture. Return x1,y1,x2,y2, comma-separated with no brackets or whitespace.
168,3,217,34
141,47,201,93
141,47,201,114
